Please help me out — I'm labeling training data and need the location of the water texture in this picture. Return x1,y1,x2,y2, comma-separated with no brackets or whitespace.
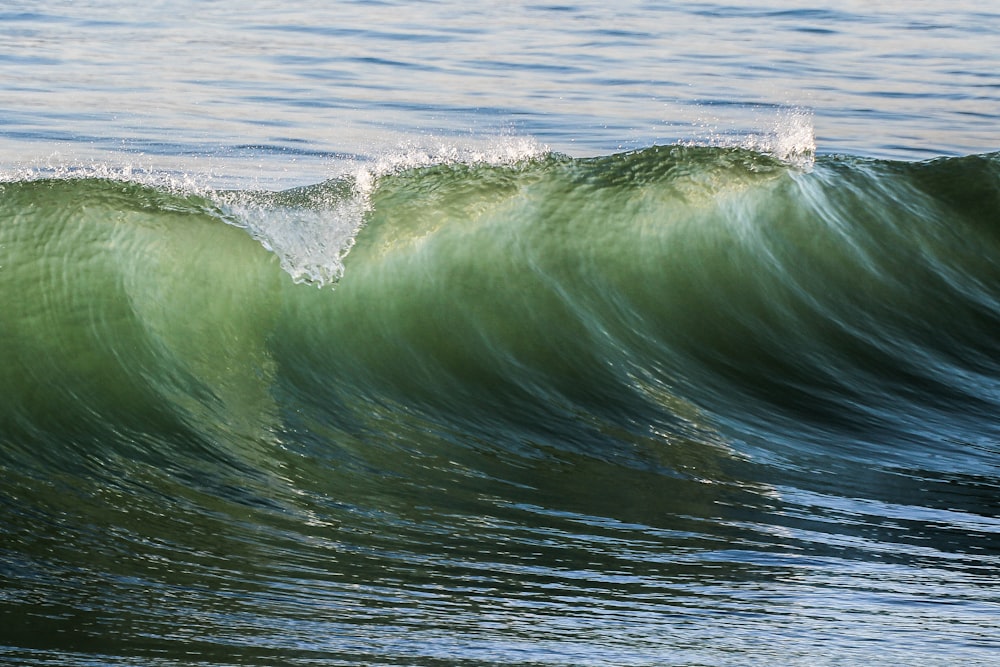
1,0,998,185
1,2,999,666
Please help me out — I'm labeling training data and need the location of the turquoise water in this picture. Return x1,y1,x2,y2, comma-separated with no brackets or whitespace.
2,2,1000,666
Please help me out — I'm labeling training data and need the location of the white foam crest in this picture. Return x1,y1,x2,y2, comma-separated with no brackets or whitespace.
738,108,816,169
224,192,365,288
352,135,549,202
0,154,224,195
0,137,549,289
691,107,816,170
231,136,550,288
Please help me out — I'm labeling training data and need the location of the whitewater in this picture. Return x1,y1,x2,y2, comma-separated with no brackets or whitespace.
2,2,999,666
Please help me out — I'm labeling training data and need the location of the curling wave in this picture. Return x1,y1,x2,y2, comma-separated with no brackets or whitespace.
2,145,999,665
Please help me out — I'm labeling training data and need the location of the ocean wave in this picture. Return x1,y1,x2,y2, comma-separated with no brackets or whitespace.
2,144,999,665
3,145,999,467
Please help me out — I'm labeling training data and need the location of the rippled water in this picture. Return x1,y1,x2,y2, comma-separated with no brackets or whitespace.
2,0,999,186
1,2,999,666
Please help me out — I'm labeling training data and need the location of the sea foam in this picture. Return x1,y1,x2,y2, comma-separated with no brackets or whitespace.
228,135,550,287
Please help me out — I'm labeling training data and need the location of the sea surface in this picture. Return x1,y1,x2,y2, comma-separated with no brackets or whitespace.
1,1,999,665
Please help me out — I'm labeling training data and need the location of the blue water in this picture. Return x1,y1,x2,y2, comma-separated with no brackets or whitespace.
1,0,998,187
1,2,999,666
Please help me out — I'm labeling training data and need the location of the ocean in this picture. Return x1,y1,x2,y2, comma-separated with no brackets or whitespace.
1,1,999,665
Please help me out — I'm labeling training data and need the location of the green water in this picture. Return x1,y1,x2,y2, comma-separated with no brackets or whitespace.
2,147,999,664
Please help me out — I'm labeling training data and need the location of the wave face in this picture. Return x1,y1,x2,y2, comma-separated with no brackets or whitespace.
3,146,1000,665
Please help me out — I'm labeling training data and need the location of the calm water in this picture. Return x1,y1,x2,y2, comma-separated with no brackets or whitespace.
1,2,999,666
1,0,999,186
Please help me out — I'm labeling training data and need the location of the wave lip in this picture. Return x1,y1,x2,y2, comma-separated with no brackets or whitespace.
218,136,551,286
